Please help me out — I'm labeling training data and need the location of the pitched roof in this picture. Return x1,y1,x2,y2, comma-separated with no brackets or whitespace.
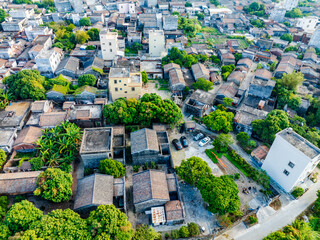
39,112,67,127
56,56,80,73
74,174,114,210
251,145,269,160
13,126,43,147
130,128,159,154
132,170,170,204
165,200,184,221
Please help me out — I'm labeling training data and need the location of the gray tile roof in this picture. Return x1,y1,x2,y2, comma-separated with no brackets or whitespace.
74,173,114,210
130,128,159,154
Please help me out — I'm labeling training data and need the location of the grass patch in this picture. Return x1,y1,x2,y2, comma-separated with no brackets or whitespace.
157,79,169,90
205,148,221,164
224,153,249,177
13,151,36,159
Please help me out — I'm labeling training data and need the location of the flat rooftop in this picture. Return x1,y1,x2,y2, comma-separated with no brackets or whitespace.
80,127,112,154
109,67,130,78
278,128,320,159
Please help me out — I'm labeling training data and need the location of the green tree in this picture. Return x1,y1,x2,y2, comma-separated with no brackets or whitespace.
87,205,133,240
53,42,64,49
203,109,234,133
285,8,303,18
87,28,100,41
175,156,211,185
252,110,290,142
234,53,242,62
307,97,320,127
276,72,305,91
185,2,192,7
179,226,190,238
250,19,265,28
291,187,304,198
34,168,73,203
75,30,90,44
79,17,91,26
280,33,293,43
0,224,11,240
78,74,97,87
4,200,43,233
0,148,6,170
212,133,234,153
132,225,161,240
0,9,8,24
209,0,220,6
236,132,250,147
196,12,205,20
223,97,233,107
99,159,126,178
141,71,149,85
187,222,200,237
193,78,213,91
3,70,46,100
27,208,91,239
197,175,241,214
243,2,267,17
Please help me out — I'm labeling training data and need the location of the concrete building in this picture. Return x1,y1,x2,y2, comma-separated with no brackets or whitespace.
54,0,73,12
0,128,17,153
145,0,157,8
35,47,64,77
185,90,215,118
163,15,178,31
108,67,142,101
282,0,299,10
296,16,319,34
9,9,34,19
262,128,320,192
1,18,25,32
70,0,84,13
117,2,135,14
269,8,286,22
100,30,119,61
25,26,52,41
309,28,320,48
149,30,166,58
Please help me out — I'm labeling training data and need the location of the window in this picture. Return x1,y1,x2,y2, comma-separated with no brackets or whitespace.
110,49,112,52
115,87,118,91
288,162,295,168
102,43,105,45
119,80,121,83
131,87,135,91
109,42,112,46
124,84,127,86
120,88,122,90
125,91,127,93
283,169,290,176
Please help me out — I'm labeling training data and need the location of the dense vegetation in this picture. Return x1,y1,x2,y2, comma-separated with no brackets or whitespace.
243,2,267,17
78,74,97,87
99,159,126,178
203,109,234,133
193,78,213,91
178,17,201,38
162,47,208,68
285,8,304,18
1,201,140,240
103,93,183,126
176,157,241,215
34,168,73,203
30,122,81,172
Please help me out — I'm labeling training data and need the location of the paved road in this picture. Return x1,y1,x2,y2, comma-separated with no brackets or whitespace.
216,179,320,240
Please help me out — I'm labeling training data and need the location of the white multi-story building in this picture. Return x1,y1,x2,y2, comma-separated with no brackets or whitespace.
100,30,119,61
296,16,319,34
70,0,84,13
35,47,64,77
145,0,157,8
262,128,320,192
309,27,320,49
282,0,299,10
149,30,166,58
118,2,135,14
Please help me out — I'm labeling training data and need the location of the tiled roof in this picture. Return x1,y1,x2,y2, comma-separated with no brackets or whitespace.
130,128,159,154
13,126,43,146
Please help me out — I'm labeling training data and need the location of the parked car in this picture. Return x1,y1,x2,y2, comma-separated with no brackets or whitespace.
180,136,188,148
193,133,204,141
199,137,210,147
172,139,183,150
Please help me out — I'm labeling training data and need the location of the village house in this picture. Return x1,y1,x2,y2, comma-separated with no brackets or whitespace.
68,104,104,128
185,89,215,118
12,126,43,153
0,128,17,153
0,102,31,130
191,63,210,81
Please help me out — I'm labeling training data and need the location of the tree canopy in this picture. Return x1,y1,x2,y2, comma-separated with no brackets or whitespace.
176,157,212,185
162,47,206,68
193,78,213,91
203,109,234,133
276,72,305,91
212,133,234,153
285,8,303,18
87,28,100,41
307,97,320,127
243,2,267,17
75,30,90,44
34,168,73,203
252,110,290,142
78,74,97,87
87,204,133,240
280,33,293,43
178,17,201,38
141,71,148,85
99,159,126,178
132,225,161,240
3,70,46,100
4,200,43,233
79,17,91,26
103,93,183,126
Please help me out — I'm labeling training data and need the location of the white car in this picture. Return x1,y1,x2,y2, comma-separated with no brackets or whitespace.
199,137,210,147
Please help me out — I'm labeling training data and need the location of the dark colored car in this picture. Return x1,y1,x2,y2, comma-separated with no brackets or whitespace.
180,136,188,148
172,139,183,150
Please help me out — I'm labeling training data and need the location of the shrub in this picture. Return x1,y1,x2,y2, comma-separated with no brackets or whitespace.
0,196,8,219
133,165,140,172
143,162,149,170
165,232,170,239
249,215,258,224
179,226,190,238
0,149,6,169
234,173,240,180
171,230,180,239
78,74,97,87
84,168,94,176
99,159,126,178
291,187,304,198
187,222,200,236
34,168,73,203
150,161,155,169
